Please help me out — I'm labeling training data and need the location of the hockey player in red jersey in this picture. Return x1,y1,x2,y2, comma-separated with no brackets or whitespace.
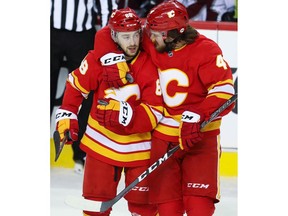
54,8,163,216
91,1,235,215
143,1,235,215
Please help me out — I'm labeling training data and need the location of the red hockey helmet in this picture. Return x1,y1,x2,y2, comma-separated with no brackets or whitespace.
145,0,189,37
108,8,142,32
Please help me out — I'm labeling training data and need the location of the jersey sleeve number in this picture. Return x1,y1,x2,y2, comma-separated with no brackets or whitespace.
216,55,227,70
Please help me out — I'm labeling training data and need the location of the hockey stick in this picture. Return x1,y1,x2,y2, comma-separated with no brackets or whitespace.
65,93,238,212
53,130,69,162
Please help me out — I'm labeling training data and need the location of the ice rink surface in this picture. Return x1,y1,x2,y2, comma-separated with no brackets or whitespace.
51,168,237,216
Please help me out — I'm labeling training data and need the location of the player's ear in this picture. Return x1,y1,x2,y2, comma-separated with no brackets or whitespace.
111,30,118,43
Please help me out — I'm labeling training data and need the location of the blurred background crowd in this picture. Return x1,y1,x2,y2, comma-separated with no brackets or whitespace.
98,0,237,29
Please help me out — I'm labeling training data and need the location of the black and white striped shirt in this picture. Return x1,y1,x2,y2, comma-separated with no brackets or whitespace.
94,0,118,28
50,0,96,32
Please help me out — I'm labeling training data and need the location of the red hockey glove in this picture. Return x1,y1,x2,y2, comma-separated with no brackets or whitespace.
55,108,79,144
100,53,134,88
96,99,134,127
179,110,204,151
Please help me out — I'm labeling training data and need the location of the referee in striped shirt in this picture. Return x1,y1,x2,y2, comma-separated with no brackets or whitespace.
51,0,118,173
50,0,97,173
50,0,96,113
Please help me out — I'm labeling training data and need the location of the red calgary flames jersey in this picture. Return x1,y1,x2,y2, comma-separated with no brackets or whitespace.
92,26,235,142
142,33,235,142
61,47,163,167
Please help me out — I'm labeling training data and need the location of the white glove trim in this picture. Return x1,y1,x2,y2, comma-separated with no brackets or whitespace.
55,109,78,124
100,53,125,66
119,101,133,126
181,111,200,123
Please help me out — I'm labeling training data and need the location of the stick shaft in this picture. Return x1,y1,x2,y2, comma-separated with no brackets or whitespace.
54,131,69,162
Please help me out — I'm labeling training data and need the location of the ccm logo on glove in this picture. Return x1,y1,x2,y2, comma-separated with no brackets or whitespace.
181,111,201,123
100,53,125,65
96,99,134,127
179,110,204,151
56,110,75,120
55,109,78,144
119,101,133,126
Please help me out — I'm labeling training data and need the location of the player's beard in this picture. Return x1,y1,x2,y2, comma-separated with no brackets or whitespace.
120,45,140,59
123,46,140,61
163,41,175,52
152,38,177,53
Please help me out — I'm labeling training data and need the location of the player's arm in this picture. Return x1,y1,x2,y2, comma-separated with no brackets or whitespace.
179,48,235,151
124,60,164,133
55,51,100,143
127,103,163,133
96,99,163,134
198,50,235,118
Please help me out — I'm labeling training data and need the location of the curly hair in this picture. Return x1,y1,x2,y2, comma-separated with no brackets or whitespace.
164,25,199,51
